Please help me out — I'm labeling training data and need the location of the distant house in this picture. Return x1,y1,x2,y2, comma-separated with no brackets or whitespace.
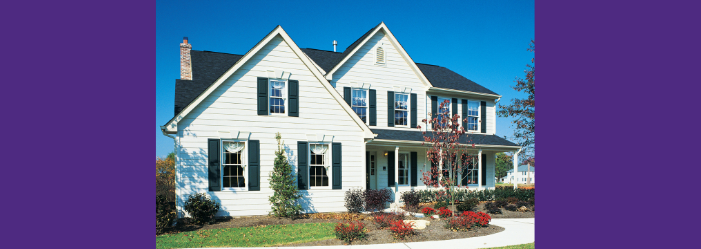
501,165,535,184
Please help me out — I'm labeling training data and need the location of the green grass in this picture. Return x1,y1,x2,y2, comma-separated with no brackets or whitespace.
156,222,336,249
484,242,535,249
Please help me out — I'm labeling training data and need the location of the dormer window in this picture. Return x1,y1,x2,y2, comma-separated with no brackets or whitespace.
376,46,385,64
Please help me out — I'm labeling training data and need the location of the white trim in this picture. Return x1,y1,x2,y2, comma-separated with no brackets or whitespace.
427,87,501,99
162,26,375,139
325,22,433,88
268,79,287,115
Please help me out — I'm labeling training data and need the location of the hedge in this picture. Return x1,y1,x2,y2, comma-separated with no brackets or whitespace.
416,186,534,203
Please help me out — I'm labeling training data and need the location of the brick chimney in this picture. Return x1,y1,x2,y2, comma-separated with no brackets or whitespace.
180,37,192,80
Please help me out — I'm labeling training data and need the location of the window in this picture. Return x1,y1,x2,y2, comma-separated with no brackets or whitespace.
437,97,451,127
394,93,409,126
376,46,385,64
269,79,286,114
222,141,246,189
398,153,409,185
464,155,478,185
309,143,330,187
467,101,479,131
370,155,375,176
352,88,368,123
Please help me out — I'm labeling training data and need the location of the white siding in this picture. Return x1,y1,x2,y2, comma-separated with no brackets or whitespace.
331,30,429,129
426,96,496,135
175,35,366,217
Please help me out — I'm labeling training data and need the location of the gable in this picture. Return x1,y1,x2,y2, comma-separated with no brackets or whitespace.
163,26,374,139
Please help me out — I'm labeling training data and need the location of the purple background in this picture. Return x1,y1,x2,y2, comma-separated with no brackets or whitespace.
3,0,699,248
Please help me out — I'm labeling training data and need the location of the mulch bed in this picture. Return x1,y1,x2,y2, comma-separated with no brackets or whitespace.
160,201,533,246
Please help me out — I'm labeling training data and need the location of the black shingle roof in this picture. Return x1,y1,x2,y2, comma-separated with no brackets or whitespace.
416,63,498,95
371,129,518,146
300,48,343,72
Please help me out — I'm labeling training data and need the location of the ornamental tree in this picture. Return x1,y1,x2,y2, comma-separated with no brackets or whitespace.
498,40,535,155
268,132,303,218
419,99,477,208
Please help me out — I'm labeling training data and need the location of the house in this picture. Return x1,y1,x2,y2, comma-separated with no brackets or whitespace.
160,23,522,218
501,165,535,184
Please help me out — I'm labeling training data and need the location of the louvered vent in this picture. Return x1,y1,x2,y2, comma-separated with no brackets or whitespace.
376,47,385,64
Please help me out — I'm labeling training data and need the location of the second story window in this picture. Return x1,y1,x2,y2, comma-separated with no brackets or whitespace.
269,80,286,114
352,89,368,123
437,97,450,128
395,93,409,126
467,101,479,131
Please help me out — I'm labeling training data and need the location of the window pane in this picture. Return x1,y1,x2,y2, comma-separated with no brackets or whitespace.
322,176,328,186
223,177,230,188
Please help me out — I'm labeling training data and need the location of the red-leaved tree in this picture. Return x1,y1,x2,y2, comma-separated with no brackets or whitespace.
419,99,477,208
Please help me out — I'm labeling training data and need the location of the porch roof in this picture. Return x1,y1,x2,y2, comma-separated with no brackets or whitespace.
370,129,519,148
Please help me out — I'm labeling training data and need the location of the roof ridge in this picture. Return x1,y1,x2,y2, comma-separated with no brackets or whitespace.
301,48,341,53
194,50,243,56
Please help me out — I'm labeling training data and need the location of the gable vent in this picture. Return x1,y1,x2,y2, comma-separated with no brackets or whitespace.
376,46,385,64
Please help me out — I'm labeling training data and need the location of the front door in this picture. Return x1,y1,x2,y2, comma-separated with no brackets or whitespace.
369,152,377,189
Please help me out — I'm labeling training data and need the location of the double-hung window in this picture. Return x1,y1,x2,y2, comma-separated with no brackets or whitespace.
437,97,451,128
467,100,479,132
398,153,409,185
269,79,286,114
222,141,246,190
394,93,409,126
464,155,478,185
309,143,330,188
352,89,368,123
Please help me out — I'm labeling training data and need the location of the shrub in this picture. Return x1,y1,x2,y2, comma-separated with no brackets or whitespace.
437,207,453,218
373,213,404,228
505,204,518,211
494,199,509,208
400,190,421,212
365,189,392,212
156,154,176,204
345,188,365,213
506,197,519,204
334,221,367,243
183,193,220,225
434,201,449,210
156,194,175,234
516,201,530,208
484,202,502,214
457,198,479,212
389,220,414,239
421,207,436,216
446,216,473,231
268,133,302,218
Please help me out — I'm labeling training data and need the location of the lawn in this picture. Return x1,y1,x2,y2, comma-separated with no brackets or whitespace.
485,242,535,249
156,222,336,249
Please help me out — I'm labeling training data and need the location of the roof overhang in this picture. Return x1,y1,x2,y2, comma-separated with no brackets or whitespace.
367,139,521,152
162,25,375,139
427,87,502,100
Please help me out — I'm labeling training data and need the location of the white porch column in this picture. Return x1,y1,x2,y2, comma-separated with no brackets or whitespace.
513,150,520,190
477,150,483,190
363,141,368,190
394,146,399,206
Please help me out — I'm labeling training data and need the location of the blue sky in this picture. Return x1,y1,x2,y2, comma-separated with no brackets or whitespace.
156,0,534,158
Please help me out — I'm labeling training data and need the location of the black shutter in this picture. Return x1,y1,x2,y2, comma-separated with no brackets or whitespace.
297,141,309,190
410,152,417,186
452,98,458,117
369,89,377,126
481,154,487,186
248,140,260,191
431,96,437,123
387,91,394,127
481,101,487,133
462,99,468,131
366,151,370,189
387,151,395,187
332,143,342,189
288,80,299,117
257,77,268,115
410,93,417,128
461,154,468,186
344,87,351,106
208,139,221,192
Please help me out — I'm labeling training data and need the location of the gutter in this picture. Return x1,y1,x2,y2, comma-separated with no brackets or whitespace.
427,87,502,99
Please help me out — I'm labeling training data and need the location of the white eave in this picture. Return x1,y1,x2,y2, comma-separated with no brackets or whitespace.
427,87,502,100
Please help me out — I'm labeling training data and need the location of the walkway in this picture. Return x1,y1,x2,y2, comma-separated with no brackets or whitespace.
198,218,535,249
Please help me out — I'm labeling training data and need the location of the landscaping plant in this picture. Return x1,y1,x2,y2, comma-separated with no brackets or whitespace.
156,194,176,234
434,201,449,210
457,198,479,212
400,190,421,212
334,221,367,243
373,213,404,228
445,211,491,231
505,204,518,211
364,188,392,212
437,207,453,218
421,207,436,216
389,220,415,239
344,188,365,213
156,152,176,204
268,133,303,218
494,198,509,208
485,202,502,214
183,193,220,225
